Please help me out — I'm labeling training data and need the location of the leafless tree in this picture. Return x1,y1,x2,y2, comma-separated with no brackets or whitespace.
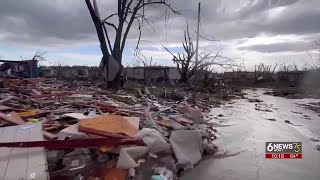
305,38,320,69
163,25,234,84
85,0,178,89
229,60,246,73
278,62,298,72
133,51,158,81
254,63,277,81
19,51,46,62
19,51,46,78
311,38,320,68
134,50,157,67
31,51,46,62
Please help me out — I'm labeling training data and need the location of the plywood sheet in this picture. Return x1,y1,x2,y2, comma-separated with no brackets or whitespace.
79,115,139,137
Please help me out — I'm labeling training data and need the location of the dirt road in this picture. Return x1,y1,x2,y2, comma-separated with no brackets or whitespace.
183,89,320,180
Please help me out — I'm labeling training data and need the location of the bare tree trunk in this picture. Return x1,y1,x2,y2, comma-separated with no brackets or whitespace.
85,0,109,57
86,0,118,88
110,61,122,89
179,74,188,84
191,2,201,105
85,0,177,89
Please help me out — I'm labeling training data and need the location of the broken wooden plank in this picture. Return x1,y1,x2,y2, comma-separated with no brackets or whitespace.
0,137,143,149
42,131,58,140
63,113,89,120
24,78,44,84
2,102,26,109
0,120,8,127
96,102,118,109
42,123,70,128
31,89,43,96
32,92,74,98
41,117,53,125
114,111,130,116
16,109,38,118
0,105,12,111
155,120,172,128
159,115,170,121
177,117,194,125
95,103,105,115
10,111,25,121
0,96,14,104
118,109,144,115
43,125,61,131
0,112,25,125
3,79,24,86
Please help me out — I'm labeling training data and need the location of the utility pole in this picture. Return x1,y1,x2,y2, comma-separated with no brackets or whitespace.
192,2,201,105
194,2,201,70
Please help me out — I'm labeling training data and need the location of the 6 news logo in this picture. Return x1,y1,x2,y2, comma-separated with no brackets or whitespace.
265,142,302,159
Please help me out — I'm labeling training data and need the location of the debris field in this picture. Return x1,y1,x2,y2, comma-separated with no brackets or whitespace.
0,77,245,180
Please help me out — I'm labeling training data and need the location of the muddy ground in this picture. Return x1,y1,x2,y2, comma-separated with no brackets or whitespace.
183,88,320,180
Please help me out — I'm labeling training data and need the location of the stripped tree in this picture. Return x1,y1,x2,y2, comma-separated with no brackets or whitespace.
254,63,278,81
278,62,298,72
134,51,158,82
85,0,178,89
20,51,46,78
311,38,320,68
163,25,234,84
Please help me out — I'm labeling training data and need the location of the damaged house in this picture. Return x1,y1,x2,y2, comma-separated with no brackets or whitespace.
277,69,320,88
276,70,306,87
39,66,100,80
125,66,180,82
223,71,256,84
40,67,56,78
0,60,38,78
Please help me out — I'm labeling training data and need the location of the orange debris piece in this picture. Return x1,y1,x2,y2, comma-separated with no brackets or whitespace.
3,79,24,86
104,168,127,180
79,115,139,137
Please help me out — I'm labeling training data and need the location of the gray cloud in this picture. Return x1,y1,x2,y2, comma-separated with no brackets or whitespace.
200,0,320,41
238,41,314,53
237,0,299,19
0,0,96,46
134,0,320,47
0,0,319,55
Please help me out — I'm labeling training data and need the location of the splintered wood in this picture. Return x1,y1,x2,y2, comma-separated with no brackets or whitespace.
79,115,139,137
0,112,25,125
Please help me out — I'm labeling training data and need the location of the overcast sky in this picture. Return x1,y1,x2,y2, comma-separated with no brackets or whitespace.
0,0,319,70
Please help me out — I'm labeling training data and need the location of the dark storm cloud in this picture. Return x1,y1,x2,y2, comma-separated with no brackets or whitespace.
134,0,320,46
0,0,96,46
199,0,320,40
237,0,299,19
0,0,320,53
238,41,314,53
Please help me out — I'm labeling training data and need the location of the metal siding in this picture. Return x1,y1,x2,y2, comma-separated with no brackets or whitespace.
0,123,48,180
